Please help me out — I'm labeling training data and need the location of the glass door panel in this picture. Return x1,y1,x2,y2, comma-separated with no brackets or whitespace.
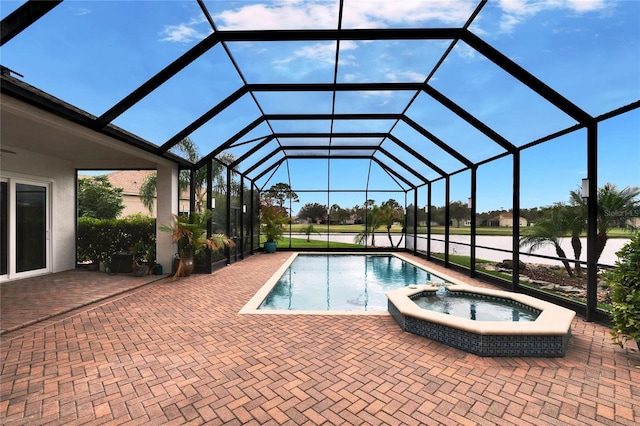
16,183,47,273
1,181,7,275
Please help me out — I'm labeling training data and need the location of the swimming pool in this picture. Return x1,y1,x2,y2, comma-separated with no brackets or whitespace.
241,253,448,313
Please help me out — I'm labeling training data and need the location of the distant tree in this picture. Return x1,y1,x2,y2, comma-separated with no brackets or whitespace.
298,202,328,223
449,200,469,227
520,207,543,224
414,204,427,225
329,204,350,224
352,204,366,224
264,183,299,209
78,175,124,219
429,205,445,226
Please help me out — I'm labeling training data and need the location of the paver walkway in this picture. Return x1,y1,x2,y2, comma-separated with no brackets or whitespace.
1,252,639,425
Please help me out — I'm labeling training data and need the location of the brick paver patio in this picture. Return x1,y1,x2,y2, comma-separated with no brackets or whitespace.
1,252,639,425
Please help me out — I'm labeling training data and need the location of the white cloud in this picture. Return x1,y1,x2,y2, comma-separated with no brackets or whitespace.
497,0,610,33
273,42,337,65
72,7,91,17
272,39,359,68
385,70,425,83
454,42,477,60
342,0,476,28
214,0,338,30
214,0,476,30
159,17,210,43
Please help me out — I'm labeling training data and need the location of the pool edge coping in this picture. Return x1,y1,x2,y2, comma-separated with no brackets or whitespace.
386,284,576,336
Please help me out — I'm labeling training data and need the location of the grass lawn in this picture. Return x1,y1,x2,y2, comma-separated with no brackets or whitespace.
262,237,362,249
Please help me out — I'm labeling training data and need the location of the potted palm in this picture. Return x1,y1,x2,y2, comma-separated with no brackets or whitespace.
161,209,234,280
604,230,640,350
260,197,288,253
131,241,155,277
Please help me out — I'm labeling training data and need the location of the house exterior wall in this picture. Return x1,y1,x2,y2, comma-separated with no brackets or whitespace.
1,147,77,275
121,194,155,218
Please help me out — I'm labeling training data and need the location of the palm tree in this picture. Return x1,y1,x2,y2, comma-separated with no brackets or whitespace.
560,202,586,277
354,204,382,246
300,224,320,242
520,205,575,277
570,183,640,264
594,183,640,261
140,138,234,214
379,199,405,248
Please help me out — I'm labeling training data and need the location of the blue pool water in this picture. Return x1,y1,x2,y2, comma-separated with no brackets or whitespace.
258,254,447,311
412,290,540,322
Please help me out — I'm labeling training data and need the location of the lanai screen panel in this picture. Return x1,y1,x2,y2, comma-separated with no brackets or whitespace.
470,0,640,117
333,91,417,114
225,41,338,84
253,91,334,114
390,120,467,174
1,1,209,116
187,94,265,158
405,92,508,164
334,39,448,84
430,41,579,146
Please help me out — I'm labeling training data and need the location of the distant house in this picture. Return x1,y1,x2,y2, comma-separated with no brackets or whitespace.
106,170,155,217
106,170,191,218
484,212,528,227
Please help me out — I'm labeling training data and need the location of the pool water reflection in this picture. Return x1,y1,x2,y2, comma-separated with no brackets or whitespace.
258,254,447,311
412,288,540,322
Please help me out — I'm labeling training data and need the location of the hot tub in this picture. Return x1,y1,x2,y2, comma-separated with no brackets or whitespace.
386,284,575,357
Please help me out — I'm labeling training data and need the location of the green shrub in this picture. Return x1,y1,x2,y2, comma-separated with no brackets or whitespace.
77,215,156,264
604,231,640,348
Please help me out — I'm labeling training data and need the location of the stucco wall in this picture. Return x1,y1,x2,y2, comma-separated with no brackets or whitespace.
1,147,77,274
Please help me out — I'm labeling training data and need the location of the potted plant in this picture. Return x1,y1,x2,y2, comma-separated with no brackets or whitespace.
131,241,155,277
260,197,288,253
161,209,235,280
604,230,640,350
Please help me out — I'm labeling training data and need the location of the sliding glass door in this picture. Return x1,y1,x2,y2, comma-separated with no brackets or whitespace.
1,181,7,276
0,177,50,280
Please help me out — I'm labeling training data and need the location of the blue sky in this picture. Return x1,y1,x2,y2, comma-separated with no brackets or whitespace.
2,0,639,215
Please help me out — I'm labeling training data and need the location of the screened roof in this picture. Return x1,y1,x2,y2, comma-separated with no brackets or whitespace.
1,0,639,199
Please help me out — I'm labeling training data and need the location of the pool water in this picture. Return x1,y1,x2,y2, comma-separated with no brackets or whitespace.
412,290,540,322
258,254,447,311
